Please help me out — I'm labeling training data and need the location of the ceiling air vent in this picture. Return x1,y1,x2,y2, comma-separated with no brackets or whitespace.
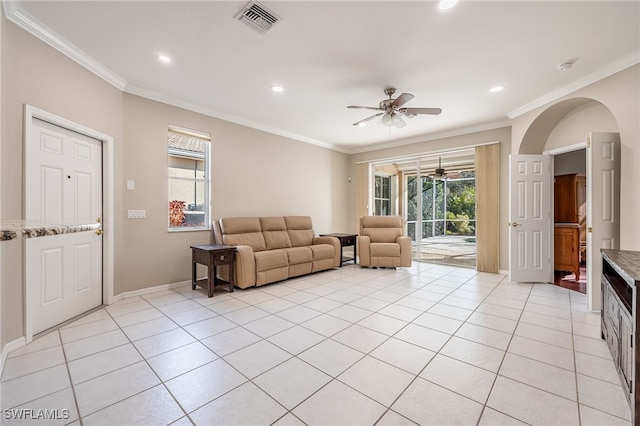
236,1,281,34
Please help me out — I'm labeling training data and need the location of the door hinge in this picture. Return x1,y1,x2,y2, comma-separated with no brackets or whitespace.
587,135,591,148
631,335,633,348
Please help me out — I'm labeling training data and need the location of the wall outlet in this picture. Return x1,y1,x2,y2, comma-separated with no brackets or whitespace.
127,209,146,219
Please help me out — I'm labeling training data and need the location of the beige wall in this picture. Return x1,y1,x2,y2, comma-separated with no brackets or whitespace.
349,127,512,271
0,20,350,347
511,65,640,249
1,20,124,345
545,101,618,152
121,94,350,293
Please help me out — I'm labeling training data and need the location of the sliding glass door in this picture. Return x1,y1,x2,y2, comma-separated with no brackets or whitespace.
406,163,477,268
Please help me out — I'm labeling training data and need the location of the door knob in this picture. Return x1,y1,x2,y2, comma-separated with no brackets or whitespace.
511,222,522,227
96,229,103,236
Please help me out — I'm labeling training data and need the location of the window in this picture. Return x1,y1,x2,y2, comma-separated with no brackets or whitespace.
374,174,392,215
168,126,210,231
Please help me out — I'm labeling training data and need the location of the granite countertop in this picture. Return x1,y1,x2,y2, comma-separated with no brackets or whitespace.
0,220,101,241
602,249,640,284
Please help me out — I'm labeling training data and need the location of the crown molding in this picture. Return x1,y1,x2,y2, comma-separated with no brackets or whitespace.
124,84,346,153
346,118,512,155
3,1,127,90
508,52,640,119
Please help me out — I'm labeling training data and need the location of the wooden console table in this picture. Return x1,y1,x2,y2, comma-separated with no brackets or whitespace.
320,233,357,266
191,244,235,297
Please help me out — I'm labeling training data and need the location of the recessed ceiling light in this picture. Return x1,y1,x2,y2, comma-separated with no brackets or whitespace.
156,53,172,64
271,85,284,93
437,0,458,10
490,85,505,93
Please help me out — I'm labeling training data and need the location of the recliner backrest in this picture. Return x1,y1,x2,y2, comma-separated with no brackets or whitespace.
360,216,404,243
261,216,292,250
284,216,315,247
218,217,266,252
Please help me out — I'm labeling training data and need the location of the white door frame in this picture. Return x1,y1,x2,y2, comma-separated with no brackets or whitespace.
23,104,115,342
543,136,620,311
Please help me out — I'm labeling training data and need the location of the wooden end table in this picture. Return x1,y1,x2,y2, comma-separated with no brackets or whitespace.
190,244,235,297
320,233,357,266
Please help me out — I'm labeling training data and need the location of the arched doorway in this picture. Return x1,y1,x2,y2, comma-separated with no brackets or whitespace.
513,97,620,310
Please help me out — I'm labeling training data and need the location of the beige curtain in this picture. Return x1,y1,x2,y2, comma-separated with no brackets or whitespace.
475,143,500,273
355,162,370,233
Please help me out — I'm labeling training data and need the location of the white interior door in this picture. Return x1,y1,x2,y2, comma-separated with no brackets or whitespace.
509,154,552,283
586,132,620,310
26,117,103,335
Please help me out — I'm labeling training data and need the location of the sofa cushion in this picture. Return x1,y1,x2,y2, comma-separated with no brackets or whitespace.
370,243,401,257
254,249,288,272
310,244,335,260
261,217,292,250
285,216,315,247
219,217,266,252
285,247,313,265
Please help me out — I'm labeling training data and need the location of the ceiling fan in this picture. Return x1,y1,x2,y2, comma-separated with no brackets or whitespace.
347,87,442,128
429,157,447,180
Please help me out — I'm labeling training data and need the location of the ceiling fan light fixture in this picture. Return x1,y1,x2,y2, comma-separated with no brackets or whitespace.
381,112,394,127
391,113,406,128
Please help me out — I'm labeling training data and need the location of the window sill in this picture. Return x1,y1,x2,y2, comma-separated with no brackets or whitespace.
168,226,211,233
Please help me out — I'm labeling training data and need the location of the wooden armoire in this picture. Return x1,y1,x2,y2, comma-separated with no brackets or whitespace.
554,174,586,279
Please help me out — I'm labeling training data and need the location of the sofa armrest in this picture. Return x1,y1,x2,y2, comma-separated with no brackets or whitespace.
313,236,341,267
397,236,412,267
218,245,255,289
358,235,371,266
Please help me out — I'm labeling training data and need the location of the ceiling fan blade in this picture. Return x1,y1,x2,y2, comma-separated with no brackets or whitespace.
400,107,442,115
347,106,382,111
353,112,383,126
392,92,414,108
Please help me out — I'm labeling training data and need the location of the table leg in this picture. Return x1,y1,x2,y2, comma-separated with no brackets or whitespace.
191,253,197,290
207,257,215,298
228,255,235,293
354,241,357,265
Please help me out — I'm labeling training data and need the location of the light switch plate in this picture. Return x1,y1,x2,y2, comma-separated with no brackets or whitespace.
127,180,135,190
127,209,146,219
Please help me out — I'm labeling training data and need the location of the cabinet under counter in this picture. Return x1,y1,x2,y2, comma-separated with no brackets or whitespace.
601,249,640,424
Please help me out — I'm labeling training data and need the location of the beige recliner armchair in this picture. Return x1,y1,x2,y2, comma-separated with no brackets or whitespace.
358,216,412,268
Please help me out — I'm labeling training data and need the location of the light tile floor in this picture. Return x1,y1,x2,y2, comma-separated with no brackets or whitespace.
1,263,632,425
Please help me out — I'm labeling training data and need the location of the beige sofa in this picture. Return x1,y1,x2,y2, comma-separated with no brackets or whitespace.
358,216,412,268
213,216,341,289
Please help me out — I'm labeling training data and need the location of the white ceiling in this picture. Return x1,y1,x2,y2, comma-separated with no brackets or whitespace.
6,1,640,153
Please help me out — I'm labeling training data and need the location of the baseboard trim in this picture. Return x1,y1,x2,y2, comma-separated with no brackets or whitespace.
110,280,193,303
1,337,27,375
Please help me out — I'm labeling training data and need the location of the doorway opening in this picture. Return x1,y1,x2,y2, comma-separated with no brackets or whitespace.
372,148,477,268
551,147,587,293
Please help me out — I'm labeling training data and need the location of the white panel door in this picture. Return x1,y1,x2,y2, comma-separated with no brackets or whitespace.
587,132,620,311
26,118,102,334
509,155,552,283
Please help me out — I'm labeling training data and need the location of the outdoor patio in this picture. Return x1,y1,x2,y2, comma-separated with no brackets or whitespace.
413,235,477,268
